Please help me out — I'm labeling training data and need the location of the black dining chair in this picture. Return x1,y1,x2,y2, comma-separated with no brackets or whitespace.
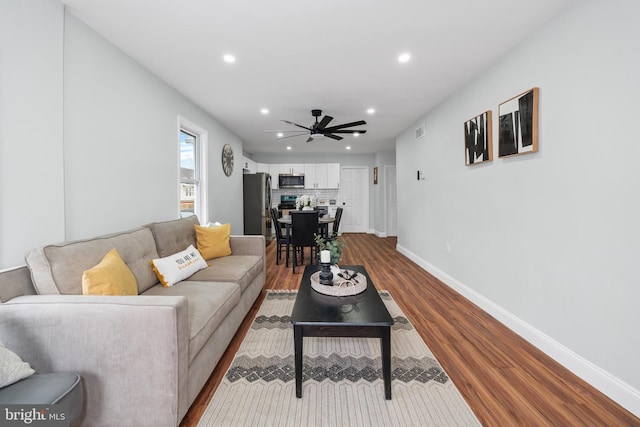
270,208,290,266
290,210,319,273
329,207,343,240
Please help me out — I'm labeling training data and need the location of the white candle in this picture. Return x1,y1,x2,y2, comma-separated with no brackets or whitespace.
320,250,331,263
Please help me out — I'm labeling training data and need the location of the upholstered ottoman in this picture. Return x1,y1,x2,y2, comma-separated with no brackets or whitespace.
0,373,84,423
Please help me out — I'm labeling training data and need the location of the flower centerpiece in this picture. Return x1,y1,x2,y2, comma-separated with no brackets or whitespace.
295,194,317,210
314,234,346,265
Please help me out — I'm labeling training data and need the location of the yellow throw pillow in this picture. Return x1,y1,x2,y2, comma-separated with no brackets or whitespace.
82,248,138,296
195,223,232,260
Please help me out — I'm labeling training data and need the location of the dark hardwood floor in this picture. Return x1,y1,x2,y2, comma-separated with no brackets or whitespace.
180,233,639,426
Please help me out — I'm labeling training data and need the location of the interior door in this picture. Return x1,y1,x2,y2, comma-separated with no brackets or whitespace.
340,166,368,233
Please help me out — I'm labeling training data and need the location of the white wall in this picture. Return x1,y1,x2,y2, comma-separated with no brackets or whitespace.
373,150,396,235
63,11,244,238
0,3,246,270
396,0,640,415
0,0,65,269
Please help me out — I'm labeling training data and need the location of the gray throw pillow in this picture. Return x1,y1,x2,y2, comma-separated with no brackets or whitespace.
0,340,35,388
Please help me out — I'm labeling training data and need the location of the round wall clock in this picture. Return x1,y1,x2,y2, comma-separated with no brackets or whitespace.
222,144,234,176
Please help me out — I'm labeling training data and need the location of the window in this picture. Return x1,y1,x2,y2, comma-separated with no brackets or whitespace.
178,117,208,221
179,130,198,217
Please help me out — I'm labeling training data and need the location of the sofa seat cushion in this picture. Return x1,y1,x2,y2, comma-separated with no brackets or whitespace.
142,281,240,363
186,255,263,293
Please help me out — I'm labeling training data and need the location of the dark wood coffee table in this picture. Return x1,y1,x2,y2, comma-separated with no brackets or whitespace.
291,265,394,399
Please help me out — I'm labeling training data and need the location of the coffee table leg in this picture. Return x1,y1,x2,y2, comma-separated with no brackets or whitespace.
381,326,391,399
294,324,303,398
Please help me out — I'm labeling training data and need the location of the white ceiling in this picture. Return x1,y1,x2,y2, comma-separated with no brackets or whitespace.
60,0,576,155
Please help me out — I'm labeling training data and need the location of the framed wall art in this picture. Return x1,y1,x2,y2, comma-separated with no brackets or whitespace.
498,87,539,158
464,110,492,166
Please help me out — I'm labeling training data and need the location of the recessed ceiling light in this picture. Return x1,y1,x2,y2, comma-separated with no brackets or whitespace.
366,108,375,115
277,133,283,138
353,132,360,137
398,53,411,63
260,108,269,114
286,146,292,150
345,146,352,150
223,54,236,63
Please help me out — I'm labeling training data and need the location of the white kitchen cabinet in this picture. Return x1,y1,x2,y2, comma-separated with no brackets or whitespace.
304,163,338,189
304,164,318,189
258,162,339,189
326,163,340,189
279,164,304,174
316,164,329,188
269,164,281,188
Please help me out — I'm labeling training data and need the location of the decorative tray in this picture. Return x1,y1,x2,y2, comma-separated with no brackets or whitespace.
310,269,367,297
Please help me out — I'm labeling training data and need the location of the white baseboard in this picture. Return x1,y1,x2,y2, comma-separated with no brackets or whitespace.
373,230,387,238
396,243,640,419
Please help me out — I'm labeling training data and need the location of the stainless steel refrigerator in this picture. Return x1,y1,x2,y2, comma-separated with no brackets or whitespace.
243,173,272,243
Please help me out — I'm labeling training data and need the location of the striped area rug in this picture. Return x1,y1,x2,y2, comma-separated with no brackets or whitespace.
197,290,480,427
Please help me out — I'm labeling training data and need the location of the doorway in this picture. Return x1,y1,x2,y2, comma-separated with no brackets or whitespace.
340,166,369,233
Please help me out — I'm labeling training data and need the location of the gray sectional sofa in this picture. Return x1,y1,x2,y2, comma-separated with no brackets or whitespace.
0,216,265,427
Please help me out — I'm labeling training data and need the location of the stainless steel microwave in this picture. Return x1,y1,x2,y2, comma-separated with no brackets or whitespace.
278,174,305,189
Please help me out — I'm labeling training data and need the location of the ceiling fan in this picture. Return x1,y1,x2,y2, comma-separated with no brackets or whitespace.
274,109,367,142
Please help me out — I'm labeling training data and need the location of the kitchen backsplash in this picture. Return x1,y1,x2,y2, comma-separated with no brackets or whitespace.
272,188,340,207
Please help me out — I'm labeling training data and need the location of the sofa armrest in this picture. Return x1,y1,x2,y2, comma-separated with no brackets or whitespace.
0,266,36,303
229,235,265,257
0,295,189,427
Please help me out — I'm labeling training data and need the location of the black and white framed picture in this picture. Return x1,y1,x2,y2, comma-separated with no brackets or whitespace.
498,87,539,158
464,110,493,166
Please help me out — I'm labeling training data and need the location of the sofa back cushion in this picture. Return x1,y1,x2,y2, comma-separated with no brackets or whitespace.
25,227,159,295
148,216,199,258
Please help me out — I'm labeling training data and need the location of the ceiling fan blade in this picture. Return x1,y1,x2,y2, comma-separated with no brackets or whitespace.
275,132,309,140
323,120,367,132
281,120,311,131
315,115,333,131
264,130,309,132
324,133,343,141
328,129,367,134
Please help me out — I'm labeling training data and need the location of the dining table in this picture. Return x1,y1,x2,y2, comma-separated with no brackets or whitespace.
277,215,336,239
